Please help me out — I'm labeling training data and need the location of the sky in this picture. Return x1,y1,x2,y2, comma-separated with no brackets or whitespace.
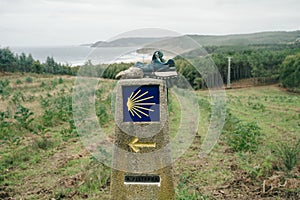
0,0,299,46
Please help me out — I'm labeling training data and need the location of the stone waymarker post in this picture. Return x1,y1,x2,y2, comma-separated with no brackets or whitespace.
110,78,174,200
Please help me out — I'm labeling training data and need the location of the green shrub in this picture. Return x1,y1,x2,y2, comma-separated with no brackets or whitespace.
0,111,21,146
247,101,265,111
58,77,64,84
42,109,55,126
0,111,11,140
222,109,240,134
96,104,109,125
237,153,274,179
51,79,58,87
16,79,22,84
0,79,9,87
102,63,132,79
60,119,78,141
40,96,50,108
54,94,72,120
25,76,33,83
227,122,262,152
40,81,46,87
41,94,72,127
0,111,10,127
0,79,10,95
10,91,25,104
13,104,34,130
274,139,300,171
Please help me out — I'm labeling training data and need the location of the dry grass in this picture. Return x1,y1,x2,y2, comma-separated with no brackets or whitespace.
0,73,299,199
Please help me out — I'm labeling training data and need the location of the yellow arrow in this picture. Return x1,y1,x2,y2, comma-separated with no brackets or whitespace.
128,137,156,153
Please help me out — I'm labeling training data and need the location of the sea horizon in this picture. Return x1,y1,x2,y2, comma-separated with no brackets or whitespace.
8,45,151,66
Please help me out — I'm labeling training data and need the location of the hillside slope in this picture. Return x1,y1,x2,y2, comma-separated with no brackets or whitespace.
91,30,300,49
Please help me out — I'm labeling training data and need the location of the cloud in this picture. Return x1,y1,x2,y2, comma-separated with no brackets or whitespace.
0,0,299,46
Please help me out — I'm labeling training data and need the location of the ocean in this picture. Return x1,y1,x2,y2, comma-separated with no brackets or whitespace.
10,46,151,66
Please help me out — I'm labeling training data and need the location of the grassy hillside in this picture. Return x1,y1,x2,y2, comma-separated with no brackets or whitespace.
137,30,300,54
90,30,300,49
0,73,299,199
189,31,300,46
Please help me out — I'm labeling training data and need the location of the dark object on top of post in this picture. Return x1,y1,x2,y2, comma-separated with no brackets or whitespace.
115,51,177,80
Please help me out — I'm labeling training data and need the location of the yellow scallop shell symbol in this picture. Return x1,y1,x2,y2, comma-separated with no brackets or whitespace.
126,89,155,118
